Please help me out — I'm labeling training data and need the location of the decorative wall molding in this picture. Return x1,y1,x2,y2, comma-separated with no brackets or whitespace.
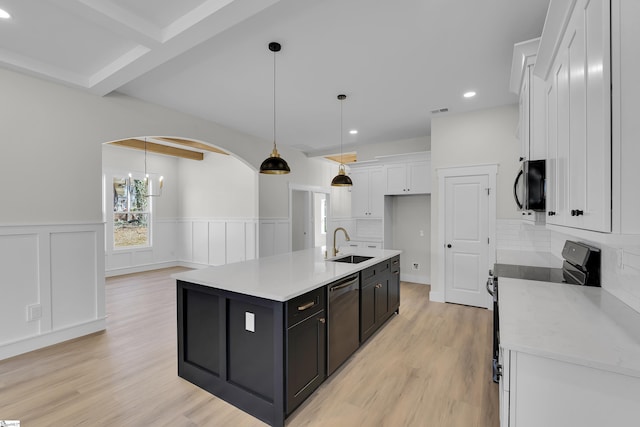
259,218,291,258
105,218,259,275
0,222,105,360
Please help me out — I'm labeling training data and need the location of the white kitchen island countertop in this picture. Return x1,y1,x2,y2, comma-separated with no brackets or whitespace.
500,277,640,378
172,247,402,302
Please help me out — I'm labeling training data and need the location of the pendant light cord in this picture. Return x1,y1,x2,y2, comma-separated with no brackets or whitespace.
340,98,343,165
273,49,277,150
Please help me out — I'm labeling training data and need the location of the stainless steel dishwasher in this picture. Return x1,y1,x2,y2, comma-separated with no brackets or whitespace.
328,273,360,375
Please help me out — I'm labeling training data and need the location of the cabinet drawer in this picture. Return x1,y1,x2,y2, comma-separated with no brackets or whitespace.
361,259,390,283
287,287,326,327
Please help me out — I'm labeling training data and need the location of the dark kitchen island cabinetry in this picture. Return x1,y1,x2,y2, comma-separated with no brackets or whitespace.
173,247,401,427
360,255,400,343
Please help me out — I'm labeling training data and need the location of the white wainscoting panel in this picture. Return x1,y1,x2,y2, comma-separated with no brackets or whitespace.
179,221,192,263
154,220,178,263
209,222,226,266
226,222,246,264
245,222,256,261
50,231,99,330
259,219,291,258
0,223,106,361
0,233,40,343
192,221,209,265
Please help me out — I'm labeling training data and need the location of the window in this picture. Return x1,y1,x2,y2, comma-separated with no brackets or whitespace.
112,175,150,248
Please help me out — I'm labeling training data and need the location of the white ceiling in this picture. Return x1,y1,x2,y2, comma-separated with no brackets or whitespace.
0,0,549,155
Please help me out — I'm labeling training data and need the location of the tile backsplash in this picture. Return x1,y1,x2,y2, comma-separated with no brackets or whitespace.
497,219,640,314
497,219,551,251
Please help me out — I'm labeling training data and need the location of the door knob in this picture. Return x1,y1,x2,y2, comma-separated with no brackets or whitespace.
447,244,452,248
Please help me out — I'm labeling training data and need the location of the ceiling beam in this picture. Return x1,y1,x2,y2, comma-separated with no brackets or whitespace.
155,137,229,155
109,139,204,160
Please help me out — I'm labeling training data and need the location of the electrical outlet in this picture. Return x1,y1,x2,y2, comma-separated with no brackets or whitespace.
27,304,42,322
412,263,419,270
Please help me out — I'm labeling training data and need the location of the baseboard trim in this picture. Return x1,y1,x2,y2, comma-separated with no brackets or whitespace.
429,290,445,303
105,261,180,277
0,318,106,361
401,273,429,284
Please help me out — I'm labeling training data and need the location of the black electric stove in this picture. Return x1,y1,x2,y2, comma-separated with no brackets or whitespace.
487,240,601,383
492,263,564,283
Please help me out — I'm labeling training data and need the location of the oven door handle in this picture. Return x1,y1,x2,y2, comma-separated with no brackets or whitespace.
486,277,494,297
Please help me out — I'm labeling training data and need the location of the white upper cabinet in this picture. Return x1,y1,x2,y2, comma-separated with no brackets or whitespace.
511,38,546,162
349,166,383,218
537,0,612,232
384,160,431,195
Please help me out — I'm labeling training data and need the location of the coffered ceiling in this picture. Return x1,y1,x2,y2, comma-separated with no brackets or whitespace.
0,0,549,155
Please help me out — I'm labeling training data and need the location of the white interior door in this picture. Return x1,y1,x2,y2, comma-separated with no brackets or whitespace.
444,174,489,308
292,190,311,251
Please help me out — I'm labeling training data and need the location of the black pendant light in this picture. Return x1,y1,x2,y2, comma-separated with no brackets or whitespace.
260,42,291,175
331,94,353,186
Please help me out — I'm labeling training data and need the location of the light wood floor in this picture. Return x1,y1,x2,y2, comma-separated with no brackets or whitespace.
0,267,498,427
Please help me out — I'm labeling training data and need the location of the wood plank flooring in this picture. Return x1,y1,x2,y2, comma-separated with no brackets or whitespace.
0,267,498,426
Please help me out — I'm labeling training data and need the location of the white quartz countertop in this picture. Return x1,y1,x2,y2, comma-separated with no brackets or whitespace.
171,247,402,302
496,249,562,267
500,278,640,378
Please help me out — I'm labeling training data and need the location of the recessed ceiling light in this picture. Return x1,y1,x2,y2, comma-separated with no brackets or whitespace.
0,8,11,19
349,130,358,135
463,91,476,98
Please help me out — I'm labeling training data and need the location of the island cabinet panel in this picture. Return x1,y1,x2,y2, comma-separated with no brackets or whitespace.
285,286,327,414
285,308,326,414
228,300,275,401
388,256,401,313
360,257,398,343
183,289,220,375
177,281,285,427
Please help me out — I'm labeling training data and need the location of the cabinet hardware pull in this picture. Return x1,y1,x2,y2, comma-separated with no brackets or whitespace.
298,301,316,311
548,211,556,216
393,260,399,265
318,318,326,324
571,209,584,217
394,271,399,275
375,283,382,289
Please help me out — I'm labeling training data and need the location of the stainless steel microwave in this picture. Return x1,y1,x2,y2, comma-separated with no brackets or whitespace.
513,159,545,211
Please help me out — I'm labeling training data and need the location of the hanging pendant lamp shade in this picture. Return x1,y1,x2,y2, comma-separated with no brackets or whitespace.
331,94,353,187
260,42,290,174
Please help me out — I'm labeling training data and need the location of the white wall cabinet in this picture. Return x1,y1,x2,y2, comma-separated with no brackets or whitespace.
511,38,546,163
500,349,640,427
349,166,383,218
384,160,431,195
537,0,640,233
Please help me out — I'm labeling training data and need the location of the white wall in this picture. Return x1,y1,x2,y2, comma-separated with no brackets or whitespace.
390,194,431,284
178,153,258,219
430,105,520,300
0,67,336,359
354,136,430,161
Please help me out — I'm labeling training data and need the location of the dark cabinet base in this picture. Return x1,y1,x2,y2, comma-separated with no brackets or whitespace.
177,281,285,427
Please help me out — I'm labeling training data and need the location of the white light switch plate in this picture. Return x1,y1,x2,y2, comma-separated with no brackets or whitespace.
245,312,255,333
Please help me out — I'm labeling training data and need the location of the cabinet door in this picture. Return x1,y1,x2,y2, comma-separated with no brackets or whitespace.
360,281,376,342
546,75,561,225
530,72,548,161
408,161,431,193
583,0,611,232
368,168,384,217
286,309,326,414
520,70,531,161
556,47,571,226
385,164,407,195
567,9,587,229
388,259,400,312
350,169,370,217
374,278,388,322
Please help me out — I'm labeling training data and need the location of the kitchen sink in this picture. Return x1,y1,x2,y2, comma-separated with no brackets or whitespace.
329,255,373,264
